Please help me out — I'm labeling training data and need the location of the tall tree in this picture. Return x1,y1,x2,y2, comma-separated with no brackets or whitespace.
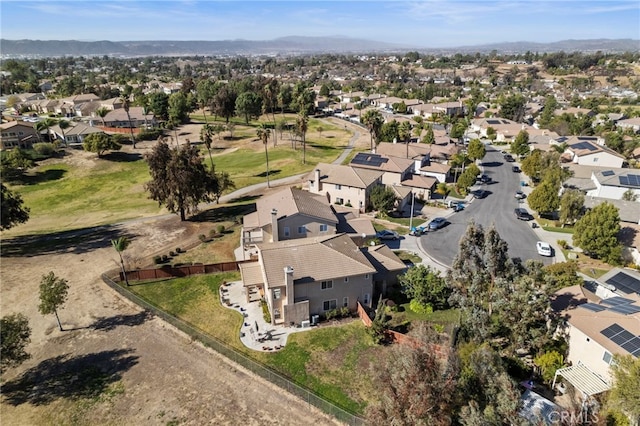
499,94,526,122
58,119,70,147
1,147,34,181
0,313,31,373
370,185,397,214
1,184,30,230
82,132,122,157
422,124,435,144
296,113,309,164
527,179,560,216
38,271,69,332
362,109,384,151
573,202,622,264
235,92,262,124
467,138,486,162
256,124,271,188
399,265,450,310
122,95,136,148
111,237,131,287
212,170,235,204
168,92,190,125
212,84,237,123
200,123,216,167
144,141,214,221
511,130,530,157
559,189,584,226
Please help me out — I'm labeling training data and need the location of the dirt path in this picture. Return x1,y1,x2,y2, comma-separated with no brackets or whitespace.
0,215,341,425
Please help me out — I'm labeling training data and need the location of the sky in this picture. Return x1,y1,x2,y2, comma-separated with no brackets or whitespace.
1,0,639,48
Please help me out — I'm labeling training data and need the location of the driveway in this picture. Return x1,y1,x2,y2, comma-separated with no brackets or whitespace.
420,146,554,267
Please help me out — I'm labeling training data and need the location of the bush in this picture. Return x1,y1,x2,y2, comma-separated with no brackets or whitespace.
161,254,168,262
176,247,183,253
557,239,568,249
153,255,162,264
260,299,271,323
33,142,55,157
217,224,226,234
136,128,163,141
198,234,207,242
169,251,176,257
409,299,433,315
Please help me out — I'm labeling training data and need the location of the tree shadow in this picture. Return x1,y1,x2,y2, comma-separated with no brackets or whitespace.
189,203,257,223
90,311,150,332
254,169,280,178
481,161,503,168
1,225,136,257
227,194,261,204
308,143,338,150
1,349,138,406
101,152,143,162
14,168,67,185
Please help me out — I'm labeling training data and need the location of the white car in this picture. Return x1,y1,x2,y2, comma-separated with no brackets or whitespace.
536,241,552,257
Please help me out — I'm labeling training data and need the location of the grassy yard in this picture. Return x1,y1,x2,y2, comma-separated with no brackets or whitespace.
4,156,162,236
127,274,383,414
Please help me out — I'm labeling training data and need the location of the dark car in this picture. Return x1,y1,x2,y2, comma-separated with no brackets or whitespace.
428,217,447,230
512,166,521,173
479,174,491,183
473,189,488,199
514,208,533,221
504,154,515,162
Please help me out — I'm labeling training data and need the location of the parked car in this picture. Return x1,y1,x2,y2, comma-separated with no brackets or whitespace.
479,174,491,183
514,208,533,221
514,190,526,199
512,166,521,173
536,241,552,256
452,202,465,212
504,154,515,162
473,189,488,199
376,230,400,240
428,217,447,230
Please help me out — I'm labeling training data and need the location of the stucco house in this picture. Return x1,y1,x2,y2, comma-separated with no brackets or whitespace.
349,152,414,187
562,139,625,168
102,106,156,128
586,169,640,202
240,233,377,326
616,117,640,133
308,163,383,212
0,121,38,149
51,122,105,147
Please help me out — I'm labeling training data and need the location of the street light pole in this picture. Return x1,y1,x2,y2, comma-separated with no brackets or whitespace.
409,191,415,233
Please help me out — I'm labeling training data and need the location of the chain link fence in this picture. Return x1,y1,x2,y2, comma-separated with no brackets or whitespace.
101,273,366,426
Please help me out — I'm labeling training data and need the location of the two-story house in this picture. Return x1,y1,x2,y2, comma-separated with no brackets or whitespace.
561,139,625,168
308,163,383,212
0,121,38,149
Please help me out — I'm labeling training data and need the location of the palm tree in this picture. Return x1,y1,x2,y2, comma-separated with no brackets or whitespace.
111,237,131,286
200,123,215,168
296,113,308,164
122,96,136,149
58,119,71,147
361,109,384,152
256,124,271,188
399,121,412,158
95,107,109,127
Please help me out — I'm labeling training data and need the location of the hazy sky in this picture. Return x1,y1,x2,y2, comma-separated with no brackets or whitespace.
1,1,639,48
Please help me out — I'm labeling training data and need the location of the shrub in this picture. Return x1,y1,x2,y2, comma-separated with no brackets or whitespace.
176,247,182,253
136,128,163,141
153,255,162,264
217,224,226,234
198,234,207,242
169,251,176,257
557,239,568,249
161,254,168,262
409,299,433,315
260,299,271,323
33,142,55,157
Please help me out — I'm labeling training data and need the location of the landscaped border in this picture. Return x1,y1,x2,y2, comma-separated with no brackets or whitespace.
101,270,366,426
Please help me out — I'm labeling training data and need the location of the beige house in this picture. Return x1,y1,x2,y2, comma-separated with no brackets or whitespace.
0,121,38,149
240,234,377,326
242,187,338,247
562,139,625,168
308,163,383,212
349,152,414,187
51,122,104,146
102,106,156,128
362,243,408,297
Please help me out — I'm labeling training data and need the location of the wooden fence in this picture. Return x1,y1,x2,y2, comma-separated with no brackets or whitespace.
122,260,255,281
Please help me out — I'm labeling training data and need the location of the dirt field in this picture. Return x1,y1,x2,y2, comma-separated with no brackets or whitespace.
0,118,355,425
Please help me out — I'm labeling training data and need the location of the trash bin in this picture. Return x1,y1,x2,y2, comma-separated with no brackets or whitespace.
311,315,320,325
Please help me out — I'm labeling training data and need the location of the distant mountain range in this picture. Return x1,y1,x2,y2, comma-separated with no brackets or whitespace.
1,36,638,57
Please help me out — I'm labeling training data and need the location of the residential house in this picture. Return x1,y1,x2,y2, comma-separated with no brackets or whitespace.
51,122,104,146
240,233,377,326
432,101,465,117
361,243,407,298
242,187,339,248
308,163,383,211
470,118,531,142
102,107,156,129
561,139,625,168
554,107,596,118
0,121,38,149
586,169,640,203
349,152,413,186
555,268,640,382
616,117,640,133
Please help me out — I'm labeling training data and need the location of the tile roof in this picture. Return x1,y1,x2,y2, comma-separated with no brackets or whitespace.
361,244,407,273
376,141,431,159
252,187,338,228
257,233,376,287
310,163,383,188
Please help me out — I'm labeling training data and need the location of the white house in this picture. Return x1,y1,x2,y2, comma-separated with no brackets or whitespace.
562,139,625,168
587,169,640,201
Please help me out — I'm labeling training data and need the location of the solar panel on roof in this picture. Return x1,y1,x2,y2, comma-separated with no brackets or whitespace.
606,272,640,296
621,337,640,354
580,303,606,312
611,330,635,346
632,347,640,357
628,174,640,187
601,297,635,306
486,120,501,125
620,176,629,186
601,170,615,177
601,323,625,338
609,304,640,315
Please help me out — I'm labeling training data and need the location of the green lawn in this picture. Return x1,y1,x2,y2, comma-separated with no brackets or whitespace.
127,274,382,414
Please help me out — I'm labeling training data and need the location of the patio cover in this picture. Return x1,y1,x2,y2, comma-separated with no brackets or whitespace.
552,364,611,397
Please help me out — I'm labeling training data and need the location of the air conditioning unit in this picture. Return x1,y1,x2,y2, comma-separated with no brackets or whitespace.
301,320,310,328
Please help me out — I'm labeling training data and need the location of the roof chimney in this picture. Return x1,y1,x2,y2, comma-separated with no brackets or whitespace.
284,266,294,304
312,169,321,193
271,208,278,242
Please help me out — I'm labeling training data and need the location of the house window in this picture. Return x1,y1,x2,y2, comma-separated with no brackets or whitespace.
344,277,349,283
319,224,328,232
335,184,342,190
321,280,333,290
335,197,343,205
343,297,349,307
273,288,281,300
283,227,290,237
365,274,369,279
297,226,306,235
323,300,337,311
603,351,613,365
593,158,598,162
363,293,370,305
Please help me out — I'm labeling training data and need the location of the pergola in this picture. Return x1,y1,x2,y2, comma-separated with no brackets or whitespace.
552,363,611,397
